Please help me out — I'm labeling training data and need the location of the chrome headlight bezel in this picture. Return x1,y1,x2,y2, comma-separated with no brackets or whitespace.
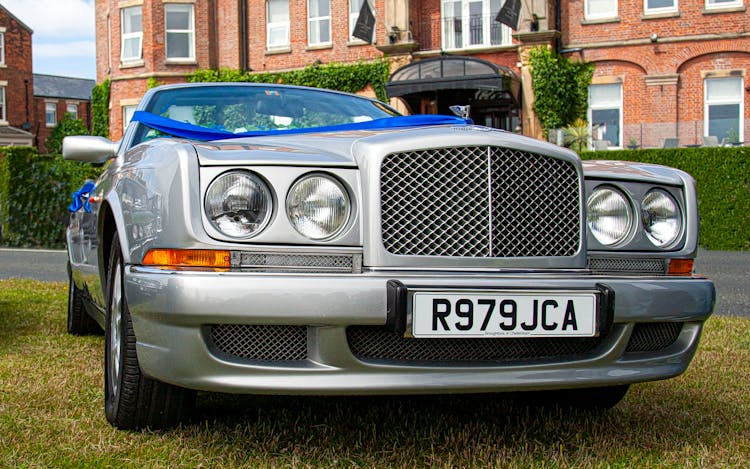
641,189,683,248
286,173,352,241
203,170,274,240
586,186,635,247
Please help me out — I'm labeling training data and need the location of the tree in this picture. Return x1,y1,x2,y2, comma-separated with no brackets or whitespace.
45,114,89,155
529,47,594,133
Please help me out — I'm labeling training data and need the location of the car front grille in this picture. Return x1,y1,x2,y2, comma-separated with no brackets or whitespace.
588,257,667,275
346,327,602,364
208,324,307,361
625,322,683,353
380,146,581,258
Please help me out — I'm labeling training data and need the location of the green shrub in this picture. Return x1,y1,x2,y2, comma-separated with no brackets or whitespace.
0,147,101,248
44,115,89,155
583,147,750,250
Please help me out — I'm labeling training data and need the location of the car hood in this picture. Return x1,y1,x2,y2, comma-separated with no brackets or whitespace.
191,125,568,167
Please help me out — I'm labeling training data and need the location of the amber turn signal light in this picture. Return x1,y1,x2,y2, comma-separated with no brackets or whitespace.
668,258,694,276
142,249,231,269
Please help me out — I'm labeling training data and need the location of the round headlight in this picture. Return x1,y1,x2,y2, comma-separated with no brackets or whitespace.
642,189,682,247
586,187,633,246
286,174,351,240
204,171,273,238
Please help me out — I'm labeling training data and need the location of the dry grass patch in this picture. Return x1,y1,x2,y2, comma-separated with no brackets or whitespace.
1,278,748,468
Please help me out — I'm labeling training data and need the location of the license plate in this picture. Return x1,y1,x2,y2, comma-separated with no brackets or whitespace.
411,290,597,338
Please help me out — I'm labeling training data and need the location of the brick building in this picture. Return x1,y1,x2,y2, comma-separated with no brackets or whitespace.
95,0,748,148
33,74,95,153
0,4,34,147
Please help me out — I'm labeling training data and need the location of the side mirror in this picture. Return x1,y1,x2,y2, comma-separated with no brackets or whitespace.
63,136,118,163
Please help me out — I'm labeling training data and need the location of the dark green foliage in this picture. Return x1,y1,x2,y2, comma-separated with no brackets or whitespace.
583,147,750,250
45,115,89,155
91,79,111,138
187,60,392,103
0,147,101,248
529,47,594,132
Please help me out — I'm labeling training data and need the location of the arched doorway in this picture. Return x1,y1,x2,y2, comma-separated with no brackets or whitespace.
386,56,521,130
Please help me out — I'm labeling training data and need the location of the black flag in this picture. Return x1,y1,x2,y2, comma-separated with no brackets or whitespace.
352,1,375,43
495,0,521,30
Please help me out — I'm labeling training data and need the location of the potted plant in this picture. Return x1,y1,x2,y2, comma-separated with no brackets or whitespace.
627,137,639,150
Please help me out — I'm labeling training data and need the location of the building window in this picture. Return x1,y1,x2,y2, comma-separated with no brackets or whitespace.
645,0,677,14
123,105,136,132
45,103,57,127
589,83,622,148
0,32,5,66
705,0,742,9
67,104,78,119
0,87,6,122
349,0,373,42
165,3,195,60
441,0,510,50
585,0,618,19
121,6,143,62
267,0,290,49
307,0,332,46
705,77,744,144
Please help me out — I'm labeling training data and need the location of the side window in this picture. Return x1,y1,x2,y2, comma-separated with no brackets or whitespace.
123,105,137,133
705,77,744,144
46,102,58,127
588,83,623,148
308,0,332,46
0,31,5,66
67,103,78,119
267,0,290,49
644,0,677,14
705,0,743,9
0,86,6,122
165,3,195,61
121,6,143,62
585,0,618,19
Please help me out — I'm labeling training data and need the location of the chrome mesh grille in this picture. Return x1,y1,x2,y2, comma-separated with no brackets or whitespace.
380,147,580,257
589,257,667,275
233,252,354,272
209,325,307,361
347,327,601,363
625,322,683,353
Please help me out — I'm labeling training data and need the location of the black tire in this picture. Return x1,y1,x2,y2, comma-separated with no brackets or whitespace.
104,233,195,430
67,261,101,335
553,384,630,410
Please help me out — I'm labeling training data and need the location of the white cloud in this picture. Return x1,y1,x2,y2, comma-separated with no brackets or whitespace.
0,0,94,39
34,40,95,59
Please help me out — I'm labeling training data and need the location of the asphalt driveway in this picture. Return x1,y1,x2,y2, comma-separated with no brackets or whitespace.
0,247,747,317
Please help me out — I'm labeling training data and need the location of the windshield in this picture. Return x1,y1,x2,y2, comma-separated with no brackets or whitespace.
132,85,399,145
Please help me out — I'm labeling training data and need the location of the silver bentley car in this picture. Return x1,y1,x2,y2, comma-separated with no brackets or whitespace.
64,83,715,430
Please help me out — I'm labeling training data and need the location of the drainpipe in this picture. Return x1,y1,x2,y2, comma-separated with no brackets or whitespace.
555,0,562,52
239,0,248,71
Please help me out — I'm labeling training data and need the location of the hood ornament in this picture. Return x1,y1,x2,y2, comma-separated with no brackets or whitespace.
449,105,471,120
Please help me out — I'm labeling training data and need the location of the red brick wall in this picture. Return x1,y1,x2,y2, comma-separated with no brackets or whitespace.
34,98,92,153
0,7,34,129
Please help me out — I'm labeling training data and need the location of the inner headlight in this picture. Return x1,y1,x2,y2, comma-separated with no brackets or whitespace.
586,187,633,246
204,171,273,238
286,174,351,240
642,189,682,247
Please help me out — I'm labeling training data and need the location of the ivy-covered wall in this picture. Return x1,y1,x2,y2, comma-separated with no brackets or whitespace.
0,147,100,248
187,60,391,103
91,79,111,138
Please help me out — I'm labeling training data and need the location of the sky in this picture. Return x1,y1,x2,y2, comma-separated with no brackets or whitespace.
1,0,96,79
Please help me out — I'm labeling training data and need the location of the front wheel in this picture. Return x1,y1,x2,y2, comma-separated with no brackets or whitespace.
104,233,195,430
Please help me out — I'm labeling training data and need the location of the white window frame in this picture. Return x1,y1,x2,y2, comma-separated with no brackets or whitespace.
644,0,678,15
704,77,744,143
585,0,618,20
705,0,743,9
588,83,623,149
67,103,78,119
165,3,195,61
0,86,6,123
441,0,511,51
307,0,332,46
45,102,58,127
0,31,5,66
121,6,143,62
266,0,290,49
123,105,137,133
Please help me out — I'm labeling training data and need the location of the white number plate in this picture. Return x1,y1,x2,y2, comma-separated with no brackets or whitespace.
411,291,597,338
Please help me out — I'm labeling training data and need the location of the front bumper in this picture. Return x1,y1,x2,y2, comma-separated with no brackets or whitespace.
125,266,715,394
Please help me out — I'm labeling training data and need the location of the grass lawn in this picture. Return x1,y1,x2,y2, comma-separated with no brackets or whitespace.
1,278,748,468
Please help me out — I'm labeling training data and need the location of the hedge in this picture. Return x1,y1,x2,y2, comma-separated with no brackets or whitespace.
583,146,749,251
0,145,747,250
0,147,100,248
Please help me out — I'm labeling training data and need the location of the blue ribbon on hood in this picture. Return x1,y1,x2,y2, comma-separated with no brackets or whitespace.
131,111,471,141
69,181,96,213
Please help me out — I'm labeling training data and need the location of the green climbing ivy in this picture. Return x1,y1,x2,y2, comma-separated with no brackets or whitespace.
529,47,594,132
91,78,110,138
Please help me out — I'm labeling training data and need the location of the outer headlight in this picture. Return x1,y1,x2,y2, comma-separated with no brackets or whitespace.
642,189,682,247
204,171,273,238
586,187,633,246
286,174,351,240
